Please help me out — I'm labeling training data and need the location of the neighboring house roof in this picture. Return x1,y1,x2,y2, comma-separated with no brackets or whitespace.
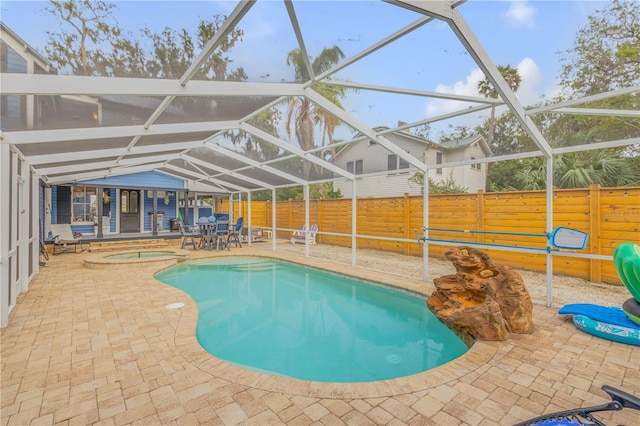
333,128,492,160
440,135,493,156
0,22,54,73
332,126,432,161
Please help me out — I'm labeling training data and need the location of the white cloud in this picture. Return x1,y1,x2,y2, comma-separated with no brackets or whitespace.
504,1,536,29
424,57,551,126
514,57,541,106
425,68,485,117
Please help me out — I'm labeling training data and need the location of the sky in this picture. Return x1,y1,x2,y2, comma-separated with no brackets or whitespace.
1,0,609,138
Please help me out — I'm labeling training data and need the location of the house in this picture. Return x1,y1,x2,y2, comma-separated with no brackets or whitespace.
0,22,56,131
332,129,491,197
0,24,231,238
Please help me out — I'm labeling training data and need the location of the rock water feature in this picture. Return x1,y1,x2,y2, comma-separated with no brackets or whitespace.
427,246,534,345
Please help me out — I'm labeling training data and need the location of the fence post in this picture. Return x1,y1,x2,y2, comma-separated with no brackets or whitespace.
317,199,323,244
589,184,602,283
404,194,411,255
476,189,485,244
288,198,293,233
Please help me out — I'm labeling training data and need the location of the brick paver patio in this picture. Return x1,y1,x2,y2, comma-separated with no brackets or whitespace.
2,243,639,425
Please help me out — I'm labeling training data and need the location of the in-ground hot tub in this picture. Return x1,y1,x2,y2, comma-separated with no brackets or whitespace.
84,248,191,269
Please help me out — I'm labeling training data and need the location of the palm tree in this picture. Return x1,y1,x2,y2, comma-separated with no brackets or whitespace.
516,150,639,189
477,65,522,148
285,45,348,178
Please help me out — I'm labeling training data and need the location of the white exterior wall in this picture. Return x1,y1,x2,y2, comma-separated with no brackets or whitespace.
333,138,425,175
334,172,422,198
333,134,489,197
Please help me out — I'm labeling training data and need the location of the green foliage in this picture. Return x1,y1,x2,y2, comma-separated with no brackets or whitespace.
249,183,342,201
309,182,342,199
477,64,522,148
224,110,283,162
559,0,640,95
45,0,121,76
477,64,522,99
480,2,640,191
285,46,351,178
516,150,640,190
45,0,245,81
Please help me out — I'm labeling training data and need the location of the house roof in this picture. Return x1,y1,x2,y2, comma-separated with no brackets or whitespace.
1,1,636,194
440,135,492,156
0,22,54,73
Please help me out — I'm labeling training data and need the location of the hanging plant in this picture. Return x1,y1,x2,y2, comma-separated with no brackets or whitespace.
102,190,110,204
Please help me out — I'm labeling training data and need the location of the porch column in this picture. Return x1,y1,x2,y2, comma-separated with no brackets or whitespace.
152,190,158,236
96,186,104,239
184,191,189,226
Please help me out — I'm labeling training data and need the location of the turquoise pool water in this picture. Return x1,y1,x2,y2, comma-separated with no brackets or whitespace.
155,257,468,382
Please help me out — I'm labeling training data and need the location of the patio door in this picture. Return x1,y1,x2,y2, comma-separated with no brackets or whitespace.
120,189,140,233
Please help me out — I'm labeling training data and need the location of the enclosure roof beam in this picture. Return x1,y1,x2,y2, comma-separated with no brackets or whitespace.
3,120,237,144
527,85,640,115
541,107,640,118
284,0,315,83
157,169,230,194
45,162,165,185
163,164,236,192
203,142,307,186
552,137,640,155
390,1,553,158
322,80,504,105
240,123,354,180
314,15,433,83
0,73,305,97
35,152,178,176
27,140,207,165
181,154,275,189
179,0,256,85
304,88,428,171
180,161,249,191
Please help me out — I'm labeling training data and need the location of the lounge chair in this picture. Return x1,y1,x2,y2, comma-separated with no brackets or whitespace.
290,224,318,244
227,217,244,248
179,221,201,250
51,224,85,254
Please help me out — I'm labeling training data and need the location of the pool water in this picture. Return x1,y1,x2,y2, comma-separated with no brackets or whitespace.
106,251,175,260
155,257,468,382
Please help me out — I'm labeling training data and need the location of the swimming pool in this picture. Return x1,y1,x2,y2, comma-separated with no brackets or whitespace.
155,257,468,382
106,251,176,259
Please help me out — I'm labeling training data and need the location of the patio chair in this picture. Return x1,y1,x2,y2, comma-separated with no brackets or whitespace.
178,221,201,250
290,224,318,244
51,224,85,254
214,220,231,251
227,217,244,248
515,385,640,426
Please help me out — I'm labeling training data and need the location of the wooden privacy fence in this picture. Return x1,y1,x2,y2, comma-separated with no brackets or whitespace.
225,185,639,285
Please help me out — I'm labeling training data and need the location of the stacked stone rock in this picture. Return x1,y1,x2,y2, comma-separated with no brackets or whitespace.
427,246,535,345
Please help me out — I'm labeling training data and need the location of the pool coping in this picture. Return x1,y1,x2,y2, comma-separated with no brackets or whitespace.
153,252,502,399
84,248,191,269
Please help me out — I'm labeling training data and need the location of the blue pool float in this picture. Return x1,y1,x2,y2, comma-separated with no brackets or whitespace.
559,304,640,347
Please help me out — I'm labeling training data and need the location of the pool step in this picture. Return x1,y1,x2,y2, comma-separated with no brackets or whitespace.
88,239,174,253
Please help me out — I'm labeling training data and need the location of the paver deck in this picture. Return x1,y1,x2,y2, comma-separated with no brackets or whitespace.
2,243,639,425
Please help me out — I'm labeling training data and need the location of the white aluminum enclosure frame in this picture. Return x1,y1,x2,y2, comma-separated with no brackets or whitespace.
1,0,638,327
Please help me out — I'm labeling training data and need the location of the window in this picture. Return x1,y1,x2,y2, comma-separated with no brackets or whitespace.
471,157,481,171
387,155,397,171
72,187,97,222
121,190,138,213
388,155,410,172
347,159,363,175
436,151,443,175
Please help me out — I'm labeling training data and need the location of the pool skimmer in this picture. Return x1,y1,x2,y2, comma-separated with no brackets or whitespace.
165,302,185,310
